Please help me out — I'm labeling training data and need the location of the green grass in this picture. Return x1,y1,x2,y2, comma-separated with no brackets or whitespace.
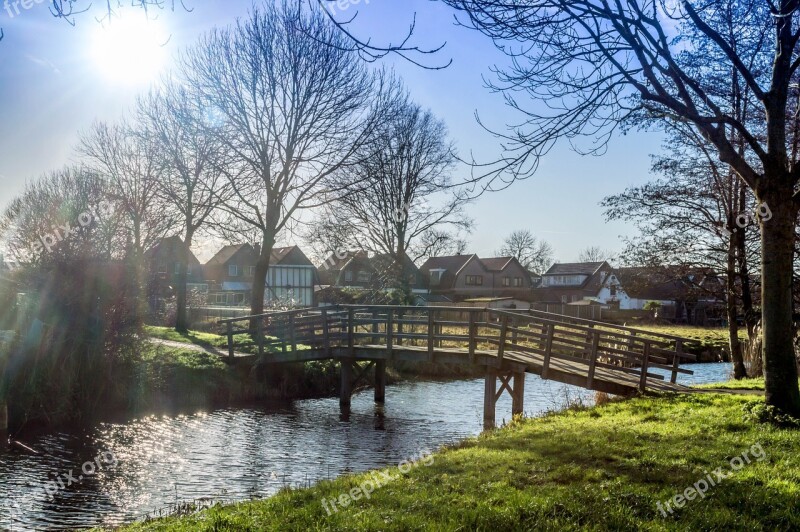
114,392,800,531
695,378,767,391
144,326,228,348
629,325,747,352
144,325,310,355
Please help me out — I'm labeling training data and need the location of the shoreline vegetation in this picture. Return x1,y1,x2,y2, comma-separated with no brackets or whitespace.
108,386,799,531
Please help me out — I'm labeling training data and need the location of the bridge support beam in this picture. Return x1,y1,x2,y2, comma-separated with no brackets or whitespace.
374,360,386,403
340,358,353,411
483,368,526,431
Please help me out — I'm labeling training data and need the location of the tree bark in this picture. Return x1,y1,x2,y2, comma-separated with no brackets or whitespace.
250,231,276,331
726,234,747,379
175,231,194,333
760,187,800,416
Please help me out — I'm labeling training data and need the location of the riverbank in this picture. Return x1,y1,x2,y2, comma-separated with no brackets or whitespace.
113,390,799,531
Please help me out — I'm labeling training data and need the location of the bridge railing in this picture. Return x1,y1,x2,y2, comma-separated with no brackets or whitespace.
219,304,696,390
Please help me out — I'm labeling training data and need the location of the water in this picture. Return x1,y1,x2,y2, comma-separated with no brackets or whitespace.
0,362,732,530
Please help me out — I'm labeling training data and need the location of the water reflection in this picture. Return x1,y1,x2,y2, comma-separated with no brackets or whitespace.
0,363,731,530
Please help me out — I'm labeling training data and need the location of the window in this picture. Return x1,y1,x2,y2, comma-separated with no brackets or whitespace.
229,265,239,277
465,275,483,286
345,270,353,282
215,293,227,305
357,271,371,283
174,263,182,275
610,285,617,296
561,295,568,303
502,277,511,287
513,277,524,287
157,264,167,275
246,266,256,278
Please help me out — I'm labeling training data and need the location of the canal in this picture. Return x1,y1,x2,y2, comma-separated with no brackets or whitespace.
0,362,732,530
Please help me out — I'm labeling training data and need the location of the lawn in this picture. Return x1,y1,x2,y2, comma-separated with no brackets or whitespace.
628,324,747,353
144,326,228,348
115,392,799,531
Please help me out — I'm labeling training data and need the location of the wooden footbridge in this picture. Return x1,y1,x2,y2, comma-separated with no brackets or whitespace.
220,305,696,429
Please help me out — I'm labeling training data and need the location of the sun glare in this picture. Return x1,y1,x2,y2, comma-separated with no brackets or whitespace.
90,15,169,85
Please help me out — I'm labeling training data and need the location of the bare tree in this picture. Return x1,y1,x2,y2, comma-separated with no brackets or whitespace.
578,246,615,264
80,119,176,314
430,0,800,413
136,80,230,332
180,1,386,324
80,120,175,257
604,121,762,379
0,166,118,264
498,230,553,275
308,95,472,293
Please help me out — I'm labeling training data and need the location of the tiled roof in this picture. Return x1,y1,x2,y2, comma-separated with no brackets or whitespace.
206,244,249,266
480,257,514,271
544,262,606,276
420,254,476,273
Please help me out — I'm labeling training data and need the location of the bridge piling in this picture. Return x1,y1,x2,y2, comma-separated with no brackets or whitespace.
340,358,353,410
375,360,386,403
483,367,497,430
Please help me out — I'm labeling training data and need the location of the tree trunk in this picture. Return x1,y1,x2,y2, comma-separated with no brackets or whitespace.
175,231,194,333
250,231,276,331
760,189,800,416
726,234,747,379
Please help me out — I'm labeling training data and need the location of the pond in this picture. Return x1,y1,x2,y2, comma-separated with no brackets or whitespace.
0,362,732,530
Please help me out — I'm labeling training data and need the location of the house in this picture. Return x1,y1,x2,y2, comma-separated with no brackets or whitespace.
600,266,725,323
205,244,317,307
371,253,426,292
204,243,260,306
144,236,206,303
317,250,377,289
534,261,614,304
264,246,317,307
420,254,533,301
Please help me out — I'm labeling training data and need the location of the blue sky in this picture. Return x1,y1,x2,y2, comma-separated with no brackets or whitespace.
0,0,664,263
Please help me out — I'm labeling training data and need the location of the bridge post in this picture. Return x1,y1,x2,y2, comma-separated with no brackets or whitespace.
374,359,386,403
340,359,353,410
512,371,525,416
483,367,497,430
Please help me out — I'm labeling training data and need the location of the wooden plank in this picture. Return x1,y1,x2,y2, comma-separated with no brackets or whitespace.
427,310,435,362
639,341,651,392
469,312,477,364
348,308,355,357
671,340,683,384
497,315,509,362
512,371,525,416
387,309,394,359
542,323,555,379
587,330,599,390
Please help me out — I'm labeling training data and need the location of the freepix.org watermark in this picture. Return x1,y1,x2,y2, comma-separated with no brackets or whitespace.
321,449,434,515
718,201,772,237
33,200,114,255
656,442,767,517
3,0,46,19
42,450,118,501
320,0,371,16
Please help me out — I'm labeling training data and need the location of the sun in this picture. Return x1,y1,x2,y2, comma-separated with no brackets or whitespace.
90,15,169,85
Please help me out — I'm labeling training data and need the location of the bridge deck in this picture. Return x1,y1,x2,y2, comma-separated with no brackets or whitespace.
219,305,696,427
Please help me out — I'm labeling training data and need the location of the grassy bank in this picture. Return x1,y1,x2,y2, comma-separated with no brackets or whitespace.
632,324,746,353
115,392,799,531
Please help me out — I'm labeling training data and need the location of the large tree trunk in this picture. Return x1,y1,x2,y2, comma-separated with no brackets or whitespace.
726,235,747,379
174,231,194,333
760,188,800,416
250,231,276,331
